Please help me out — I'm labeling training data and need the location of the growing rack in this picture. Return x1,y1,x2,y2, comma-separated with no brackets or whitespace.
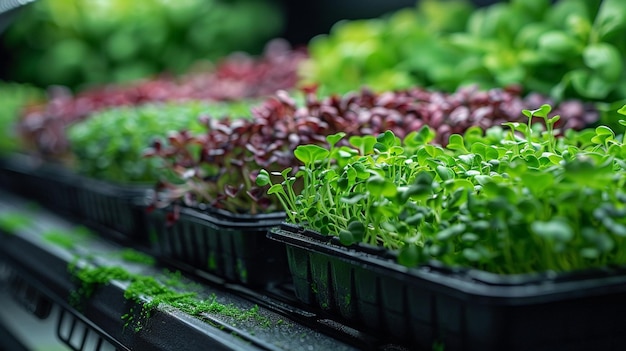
0,189,411,351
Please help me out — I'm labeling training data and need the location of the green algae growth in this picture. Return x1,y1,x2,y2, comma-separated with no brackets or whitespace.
119,248,156,266
70,262,269,332
0,212,32,233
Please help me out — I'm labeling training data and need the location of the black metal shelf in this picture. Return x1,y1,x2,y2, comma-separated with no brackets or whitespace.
0,191,411,351
0,317,30,351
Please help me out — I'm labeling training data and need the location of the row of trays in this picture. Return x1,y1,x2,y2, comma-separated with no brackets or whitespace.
0,153,288,286
0,190,387,351
2,153,626,350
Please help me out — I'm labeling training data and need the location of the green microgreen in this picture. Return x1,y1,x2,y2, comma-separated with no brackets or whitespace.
67,101,252,183
265,104,626,275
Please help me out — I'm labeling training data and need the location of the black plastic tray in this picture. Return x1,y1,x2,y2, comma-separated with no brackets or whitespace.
74,176,152,244
56,305,126,351
146,205,289,287
0,153,152,244
268,223,626,351
6,269,53,320
0,153,79,211
0,191,369,351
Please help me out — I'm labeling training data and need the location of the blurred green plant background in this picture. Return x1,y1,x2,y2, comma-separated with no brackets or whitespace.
0,0,284,90
0,81,43,154
302,0,626,104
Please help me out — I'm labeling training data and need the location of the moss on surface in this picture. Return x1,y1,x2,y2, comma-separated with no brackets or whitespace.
42,226,92,249
71,262,268,332
119,248,156,266
42,230,76,249
0,212,32,233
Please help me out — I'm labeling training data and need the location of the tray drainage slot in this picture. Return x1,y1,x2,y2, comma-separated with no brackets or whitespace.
8,273,52,319
56,308,119,351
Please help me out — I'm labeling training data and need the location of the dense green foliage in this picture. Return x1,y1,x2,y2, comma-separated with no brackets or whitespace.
148,85,594,214
67,101,254,183
1,0,283,89
0,81,43,154
261,105,626,274
303,0,626,104
300,0,474,94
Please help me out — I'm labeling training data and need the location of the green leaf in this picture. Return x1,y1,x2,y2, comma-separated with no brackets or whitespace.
367,176,397,197
374,142,388,152
532,218,573,243
448,178,474,192
305,207,317,217
461,232,479,242
537,30,582,60
389,146,404,155
376,130,398,150
398,244,423,267
344,166,357,182
516,199,540,220
255,169,270,186
540,152,563,165
413,125,436,145
580,247,600,259
339,230,355,246
522,171,554,194
582,228,615,253
594,0,626,40
337,177,349,190
267,184,284,195
595,125,615,136
547,115,560,125
405,213,424,225
369,201,400,219
340,193,368,205
463,126,484,145
482,182,516,202
522,103,552,119
447,134,468,152
583,43,622,82
352,162,370,179
349,135,377,154
435,165,454,181
570,69,614,99
399,184,433,203
436,224,466,241
473,175,492,186
326,132,346,148
462,248,482,262
347,221,366,242
590,126,615,145
294,144,330,165
457,153,477,166
281,167,293,179
523,154,540,169
415,171,434,185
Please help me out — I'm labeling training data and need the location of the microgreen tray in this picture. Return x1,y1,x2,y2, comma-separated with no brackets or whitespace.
146,205,289,287
7,270,53,320
0,153,151,244
269,223,626,351
0,192,367,351
73,176,152,244
0,154,77,209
